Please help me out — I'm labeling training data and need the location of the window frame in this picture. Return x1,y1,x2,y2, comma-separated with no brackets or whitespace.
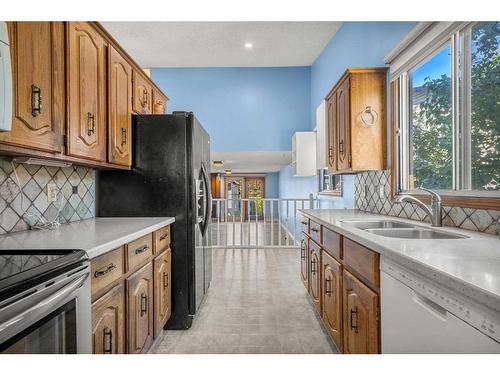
390,22,500,210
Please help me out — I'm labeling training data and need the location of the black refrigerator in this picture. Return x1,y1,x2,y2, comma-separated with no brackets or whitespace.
97,112,212,329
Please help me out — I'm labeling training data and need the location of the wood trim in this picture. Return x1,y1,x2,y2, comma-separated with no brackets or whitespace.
325,67,388,101
389,81,500,211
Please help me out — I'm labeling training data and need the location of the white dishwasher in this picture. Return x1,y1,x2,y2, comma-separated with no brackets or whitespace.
381,258,500,354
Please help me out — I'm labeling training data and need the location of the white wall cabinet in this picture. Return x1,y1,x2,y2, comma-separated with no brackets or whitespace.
292,132,316,177
315,100,327,170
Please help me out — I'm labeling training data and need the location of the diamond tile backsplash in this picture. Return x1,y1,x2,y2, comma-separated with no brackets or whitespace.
0,156,95,234
355,170,500,235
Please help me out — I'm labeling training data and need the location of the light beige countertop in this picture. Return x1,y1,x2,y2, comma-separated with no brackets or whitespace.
299,209,500,313
0,217,175,259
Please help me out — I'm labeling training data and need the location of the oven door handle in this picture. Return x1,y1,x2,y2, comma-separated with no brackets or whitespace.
0,273,88,338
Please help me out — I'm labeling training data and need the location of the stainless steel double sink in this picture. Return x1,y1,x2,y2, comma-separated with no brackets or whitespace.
342,220,468,239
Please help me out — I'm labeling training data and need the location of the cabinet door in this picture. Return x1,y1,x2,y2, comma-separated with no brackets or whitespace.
336,76,351,171
0,22,64,153
91,283,125,354
126,262,154,354
321,250,343,351
132,70,153,114
343,270,379,354
153,249,172,338
308,240,321,313
152,88,167,114
326,91,337,173
108,45,132,166
66,21,106,162
300,234,309,291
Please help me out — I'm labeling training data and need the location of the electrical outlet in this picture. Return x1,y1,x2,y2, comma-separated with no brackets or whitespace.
379,185,385,198
47,183,58,202
363,184,369,199
72,186,78,195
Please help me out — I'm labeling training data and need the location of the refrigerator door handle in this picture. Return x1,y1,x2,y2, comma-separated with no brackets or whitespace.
200,162,211,236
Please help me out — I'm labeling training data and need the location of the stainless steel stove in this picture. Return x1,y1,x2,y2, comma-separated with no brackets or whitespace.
0,250,91,354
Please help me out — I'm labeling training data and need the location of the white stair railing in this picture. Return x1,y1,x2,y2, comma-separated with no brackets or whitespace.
210,197,316,249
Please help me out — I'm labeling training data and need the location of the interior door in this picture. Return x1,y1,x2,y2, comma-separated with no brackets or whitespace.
245,177,265,220
0,22,64,152
66,21,106,162
343,270,379,354
108,45,132,166
337,76,351,171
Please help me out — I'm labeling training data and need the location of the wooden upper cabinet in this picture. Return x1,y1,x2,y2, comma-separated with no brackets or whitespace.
325,68,387,174
0,22,65,153
326,91,337,173
126,262,154,354
66,21,106,162
153,249,171,338
91,283,125,354
108,45,132,166
132,70,153,114
343,270,379,354
152,88,167,114
321,250,343,352
336,77,351,172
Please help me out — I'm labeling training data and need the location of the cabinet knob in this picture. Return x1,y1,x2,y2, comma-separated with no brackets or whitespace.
121,127,127,146
324,277,332,296
310,258,317,275
350,307,359,333
87,112,96,136
163,272,169,289
140,293,148,316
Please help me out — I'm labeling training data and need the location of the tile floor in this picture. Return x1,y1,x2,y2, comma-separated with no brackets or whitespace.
153,247,336,354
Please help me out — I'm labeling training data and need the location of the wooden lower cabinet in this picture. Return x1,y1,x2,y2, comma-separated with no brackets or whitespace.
154,249,172,338
300,234,309,291
126,262,154,354
343,270,380,354
308,240,322,312
321,251,343,352
91,283,125,354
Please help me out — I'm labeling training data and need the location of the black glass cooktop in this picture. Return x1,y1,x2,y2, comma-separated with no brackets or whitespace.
0,250,88,301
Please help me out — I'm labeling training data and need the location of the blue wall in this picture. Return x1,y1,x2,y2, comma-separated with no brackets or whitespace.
151,67,311,152
265,173,279,198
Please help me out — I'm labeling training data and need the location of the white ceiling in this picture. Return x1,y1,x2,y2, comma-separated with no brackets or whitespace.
210,151,291,173
101,22,341,67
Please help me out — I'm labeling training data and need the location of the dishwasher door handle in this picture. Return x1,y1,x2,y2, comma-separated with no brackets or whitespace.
411,290,448,321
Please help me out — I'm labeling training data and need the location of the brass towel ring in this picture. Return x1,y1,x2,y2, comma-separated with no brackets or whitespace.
360,106,378,126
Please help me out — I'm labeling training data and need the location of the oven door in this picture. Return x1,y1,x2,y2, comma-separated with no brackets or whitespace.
0,266,91,354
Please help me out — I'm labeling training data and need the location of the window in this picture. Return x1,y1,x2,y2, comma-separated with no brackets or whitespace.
393,22,500,199
318,169,342,196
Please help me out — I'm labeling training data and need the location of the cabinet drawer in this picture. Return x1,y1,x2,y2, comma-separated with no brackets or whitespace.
153,225,171,254
343,238,380,289
91,247,124,299
126,234,153,272
300,217,309,234
309,220,322,244
323,227,341,261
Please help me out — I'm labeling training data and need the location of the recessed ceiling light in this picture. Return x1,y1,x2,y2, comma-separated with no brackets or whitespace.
244,42,253,49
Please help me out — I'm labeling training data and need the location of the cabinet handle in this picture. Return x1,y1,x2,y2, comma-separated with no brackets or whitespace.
121,128,127,146
360,106,378,126
328,146,334,163
87,112,95,136
300,242,306,260
103,328,113,354
140,293,148,316
142,89,149,108
311,227,319,233
31,84,42,117
339,140,344,155
310,258,317,275
301,221,308,225
163,272,169,289
94,263,116,278
134,245,149,255
350,307,359,333
324,277,332,296
159,233,169,241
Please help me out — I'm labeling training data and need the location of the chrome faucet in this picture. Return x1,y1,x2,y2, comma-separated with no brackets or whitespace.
395,187,442,227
